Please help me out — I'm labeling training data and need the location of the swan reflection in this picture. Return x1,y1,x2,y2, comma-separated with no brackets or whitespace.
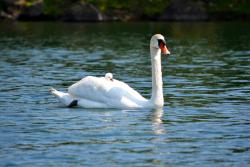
151,108,165,135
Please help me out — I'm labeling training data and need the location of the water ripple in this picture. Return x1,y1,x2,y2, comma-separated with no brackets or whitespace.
0,22,250,167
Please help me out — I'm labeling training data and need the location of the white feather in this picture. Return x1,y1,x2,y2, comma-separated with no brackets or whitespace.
50,34,170,109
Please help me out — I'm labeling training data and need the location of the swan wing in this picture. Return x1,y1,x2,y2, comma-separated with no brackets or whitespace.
68,76,147,105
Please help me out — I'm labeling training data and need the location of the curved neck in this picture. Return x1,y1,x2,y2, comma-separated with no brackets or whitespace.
150,47,164,108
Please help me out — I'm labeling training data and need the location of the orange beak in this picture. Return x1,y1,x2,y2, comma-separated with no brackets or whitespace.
160,43,170,55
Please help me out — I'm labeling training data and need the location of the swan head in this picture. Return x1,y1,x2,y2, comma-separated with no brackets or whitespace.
105,73,113,81
150,34,170,55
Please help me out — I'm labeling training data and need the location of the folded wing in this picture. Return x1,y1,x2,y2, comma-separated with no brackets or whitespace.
68,76,147,106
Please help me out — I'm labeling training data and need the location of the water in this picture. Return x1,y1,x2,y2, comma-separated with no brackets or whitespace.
0,22,250,166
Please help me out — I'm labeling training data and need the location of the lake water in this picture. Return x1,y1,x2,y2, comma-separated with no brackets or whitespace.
0,22,250,166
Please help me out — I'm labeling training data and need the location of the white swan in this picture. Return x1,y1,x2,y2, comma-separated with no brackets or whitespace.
105,73,113,81
50,34,170,109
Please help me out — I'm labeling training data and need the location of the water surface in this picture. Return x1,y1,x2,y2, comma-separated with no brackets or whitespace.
0,22,250,166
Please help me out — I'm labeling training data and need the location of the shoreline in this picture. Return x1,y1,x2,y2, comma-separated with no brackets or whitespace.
1,0,250,22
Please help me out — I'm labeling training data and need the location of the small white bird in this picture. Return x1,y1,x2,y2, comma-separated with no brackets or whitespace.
105,73,113,81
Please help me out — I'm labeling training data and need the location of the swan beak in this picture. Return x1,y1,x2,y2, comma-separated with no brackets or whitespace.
161,45,170,55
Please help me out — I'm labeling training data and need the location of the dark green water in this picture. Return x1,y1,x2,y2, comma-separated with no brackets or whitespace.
0,22,250,166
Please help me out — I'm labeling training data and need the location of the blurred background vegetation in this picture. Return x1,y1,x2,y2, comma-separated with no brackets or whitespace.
1,0,250,21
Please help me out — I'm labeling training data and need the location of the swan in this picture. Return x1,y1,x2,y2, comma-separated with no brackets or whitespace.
50,34,170,109
105,73,113,81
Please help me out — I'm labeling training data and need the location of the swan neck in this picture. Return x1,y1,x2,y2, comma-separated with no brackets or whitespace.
150,47,164,108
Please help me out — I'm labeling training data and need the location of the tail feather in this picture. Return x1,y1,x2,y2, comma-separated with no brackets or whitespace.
49,87,56,93
50,88,77,107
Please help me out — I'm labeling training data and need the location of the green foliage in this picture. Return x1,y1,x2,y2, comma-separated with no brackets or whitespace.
43,0,79,15
42,0,170,19
208,0,250,14
43,0,65,15
25,0,39,7
86,0,170,16
1,0,250,20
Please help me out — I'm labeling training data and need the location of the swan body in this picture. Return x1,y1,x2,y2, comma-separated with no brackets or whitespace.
50,34,170,109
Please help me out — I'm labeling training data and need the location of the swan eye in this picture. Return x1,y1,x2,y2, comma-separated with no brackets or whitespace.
158,39,166,48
